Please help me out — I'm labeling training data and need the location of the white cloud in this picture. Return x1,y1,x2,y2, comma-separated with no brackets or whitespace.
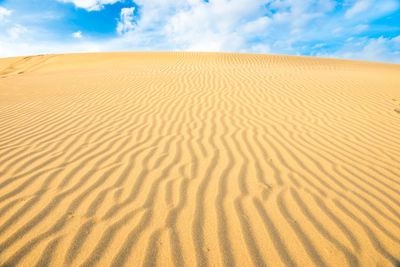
160,0,336,51
241,17,272,34
72,31,83,38
345,0,372,18
58,0,121,11
0,7,12,21
8,24,27,39
0,38,107,58
251,43,271,54
318,36,400,63
117,7,135,35
186,39,224,52
353,24,369,33
345,0,399,19
312,43,326,49
129,0,275,52
1,0,400,64
108,0,399,58
393,35,400,44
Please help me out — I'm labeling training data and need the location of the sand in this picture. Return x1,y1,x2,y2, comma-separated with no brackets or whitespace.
0,52,399,267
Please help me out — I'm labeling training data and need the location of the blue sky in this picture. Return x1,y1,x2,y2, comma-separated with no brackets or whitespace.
0,0,399,63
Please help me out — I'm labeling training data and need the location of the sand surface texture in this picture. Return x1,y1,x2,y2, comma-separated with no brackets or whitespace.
0,52,400,266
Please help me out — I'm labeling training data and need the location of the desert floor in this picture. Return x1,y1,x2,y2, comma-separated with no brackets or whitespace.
0,52,400,266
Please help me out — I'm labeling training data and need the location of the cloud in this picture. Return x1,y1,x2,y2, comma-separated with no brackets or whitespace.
0,38,107,58
120,0,276,52
393,35,400,43
312,43,326,49
80,0,400,61
58,0,122,11
318,35,400,63
241,17,272,34
345,0,399,19
0,7,12,21
117,7,135,35
8,24,27,39
117,0,341,54
251,43,271,53
1,0,400,64
72,31,83,38
345,0,372,18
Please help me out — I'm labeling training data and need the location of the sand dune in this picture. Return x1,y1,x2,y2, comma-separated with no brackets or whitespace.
0,52,400,266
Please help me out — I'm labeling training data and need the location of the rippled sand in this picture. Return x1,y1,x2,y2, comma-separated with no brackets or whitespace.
0,52,400,266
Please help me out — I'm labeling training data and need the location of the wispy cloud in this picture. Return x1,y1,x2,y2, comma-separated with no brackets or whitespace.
318,35,400,63
0,6,12,21
0,0,400,63
7,24,27,39
117,7,135,35
345,0,372,18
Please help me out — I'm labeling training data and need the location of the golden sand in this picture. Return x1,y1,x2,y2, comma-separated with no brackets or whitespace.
0,52,400,266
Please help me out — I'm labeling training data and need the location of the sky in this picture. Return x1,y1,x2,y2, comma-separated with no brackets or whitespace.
0,0,399,63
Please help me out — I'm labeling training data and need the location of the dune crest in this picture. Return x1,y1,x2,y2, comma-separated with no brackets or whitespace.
0,52,400,266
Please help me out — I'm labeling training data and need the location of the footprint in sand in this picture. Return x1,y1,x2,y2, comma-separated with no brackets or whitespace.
0,55,54,77
394,98,400,113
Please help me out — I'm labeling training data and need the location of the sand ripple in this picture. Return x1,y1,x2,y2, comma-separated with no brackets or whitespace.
0,52,400,266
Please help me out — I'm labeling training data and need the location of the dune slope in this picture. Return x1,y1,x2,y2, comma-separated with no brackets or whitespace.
0,52,400,266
